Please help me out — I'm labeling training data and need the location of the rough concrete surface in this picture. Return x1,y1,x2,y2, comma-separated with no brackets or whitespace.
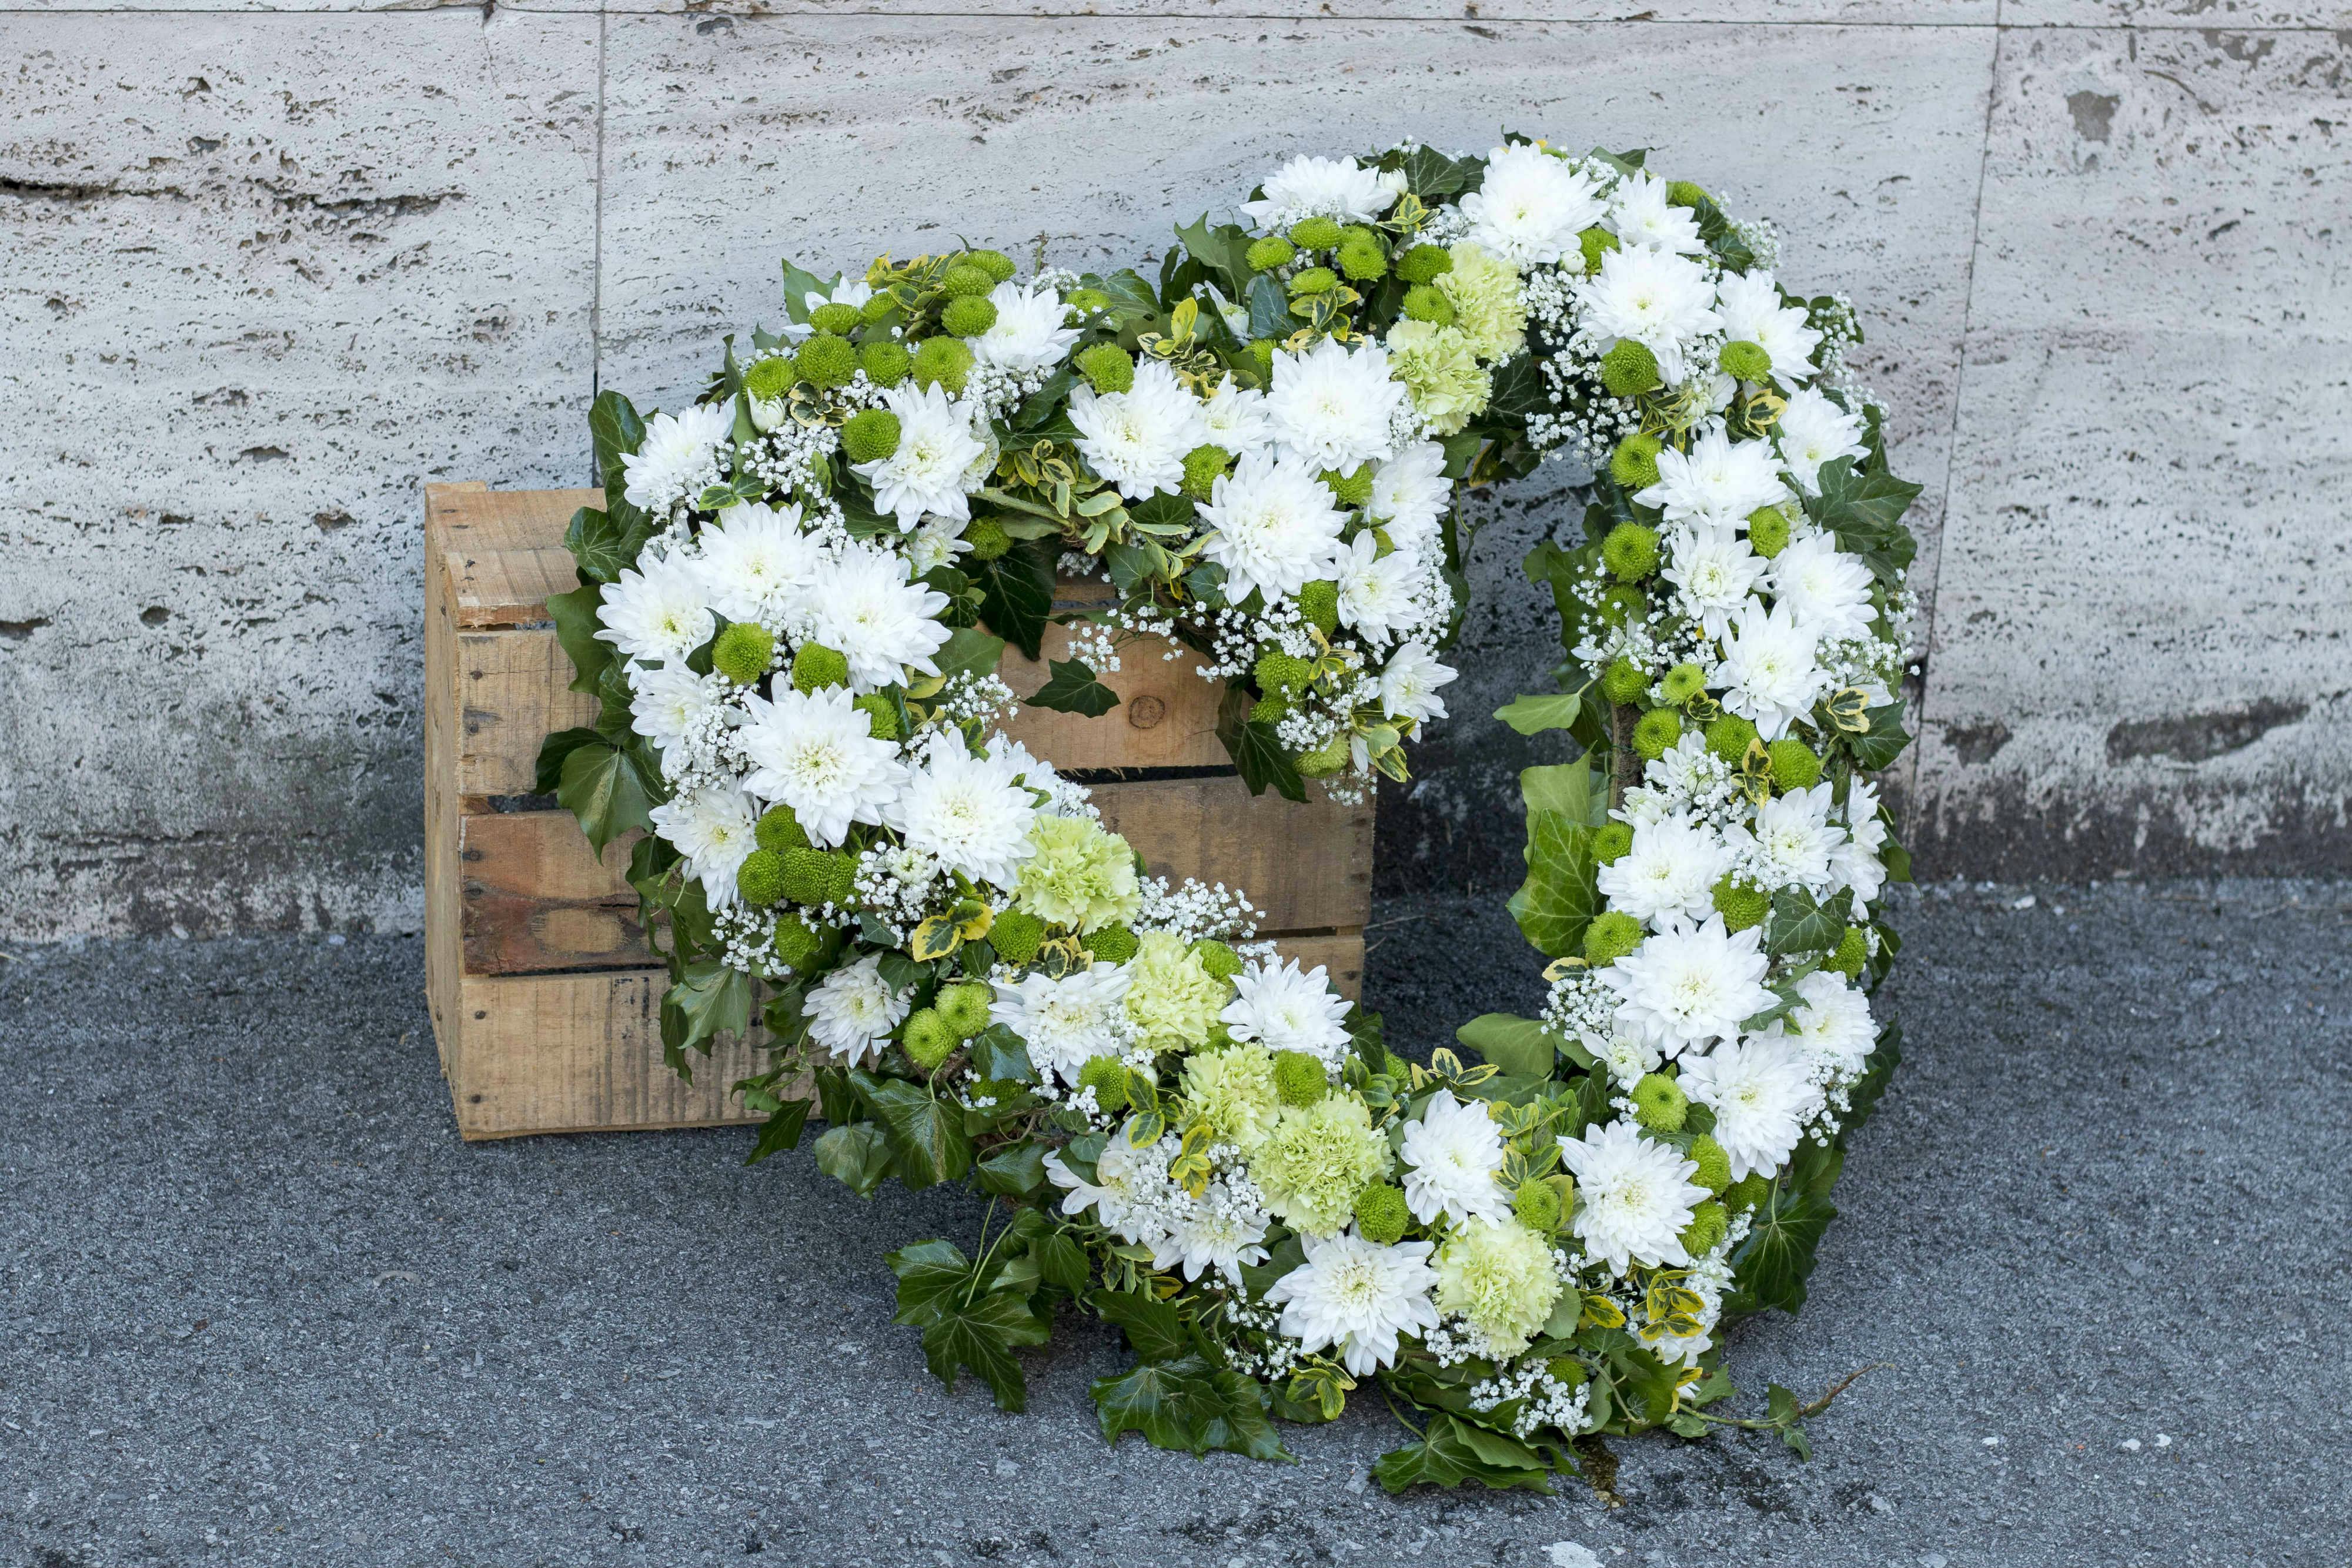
3,878,2348,1567
1,6,2347,940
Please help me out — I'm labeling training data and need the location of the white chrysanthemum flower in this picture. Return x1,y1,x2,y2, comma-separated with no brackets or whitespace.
1575,245,1722,385
1601,915,1775,1055
1200,377,1274,457
804,540,953,693
1379,640,1456,725
1769,533,1877,643
1262,1232,1440,1377
1775,385,1870,496
594,548,714,666
1334,530,1421,641
735,684,908,847
1558,1121,1707,1272
1220,957,1352,1069
1597,1032,1663,1088
1365,439,1450,560
1662,521,1767,643
1265,336,1407,473
778,276,874,343
1068,359,1208,501
974,280,1081,375
619,403,731,513
1155,1182,1272,1282
854,379,987,529
1239,153,1404,232
1595,814,1725,928
991,963,1133,1085
1680,1034,1819,1181
1609,170,1708,256
1458,142,1605,267
883,731,1037,890
1636,427,1790,530
905,515,972,576
1713,599,1827,741
1195,449,1348,606
647,785,759,911
630,663,729,761
805,954,908,1067
1832,778,1891,904
1728,781,1840,892
1045,1138,1165,1238
1714,270,1820,383
696,500,820,623
1397,1089,1512,1227
1788,969,1877,1079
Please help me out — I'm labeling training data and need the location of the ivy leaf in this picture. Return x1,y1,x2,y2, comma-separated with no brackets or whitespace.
1453,1014,1559,1078
1846,701,1912,771
1730,1186,1839,1313
664,959,752,1058
534,726,604,796
975,1143,1048,1199
1842,1021,1903,1131
1091,1355,1291,1460
1389,143,1482,201
1028,658,1121,718
1245,274,1290,341
850,1071,973,1190
967,1024,1036,1084
1485,355,1549,420
1492,692,1585,737
812,1121,893,1196
1767,885,1852,958
908,915,963,963
1519,758,1604,825
1172,215,1258,302
887,1238,976,1328
1034,1229,1091,1296
1089,1287,1190,1363
562,503,655,586
933,625,1007,682
971,540,1056,660
556,741,653,860
1805,456,1921,585
743,1098,811,1166
1371,1415,1554,1494
588,391,646,506
1508,773,1599,960
1215,686,1307,803
545,581,612,697
918,1287,1053,1414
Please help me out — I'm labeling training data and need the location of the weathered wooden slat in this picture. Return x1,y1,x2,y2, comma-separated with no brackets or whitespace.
998,623,1227,771
457,627,596,800
457,777,1367,975
429,484,596,627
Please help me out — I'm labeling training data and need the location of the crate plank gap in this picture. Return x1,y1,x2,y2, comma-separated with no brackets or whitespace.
425,483,1374,1141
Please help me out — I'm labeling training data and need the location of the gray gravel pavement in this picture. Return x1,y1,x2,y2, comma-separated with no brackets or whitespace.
3,879,2348,1567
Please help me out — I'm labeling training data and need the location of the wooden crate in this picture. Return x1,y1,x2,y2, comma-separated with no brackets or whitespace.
424,483,1373,1141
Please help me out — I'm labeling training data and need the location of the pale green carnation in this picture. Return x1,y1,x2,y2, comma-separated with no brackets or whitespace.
1435,242,1528,363
1124,930,1230,1051
1435,1218,1563,1358
1385,320,1492,437
1251,1095,1391,1238
1180,1042,1281,1154
1015,814,1141,934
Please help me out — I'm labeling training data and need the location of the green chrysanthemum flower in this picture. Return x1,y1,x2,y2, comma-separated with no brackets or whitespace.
1295,734,1351,779
1576,225,1618,275
851,692,900,743
1351,1182,1410,1245
1600,339,1661,398
808,302,861,336
711,621,774,686
903,1008,957,1071
1254,1095,1390,1237
1583,911,1644,967
859,339,911,388
1768,738,1822,791
1661,661,1709,706
1725,1172,1772,1212
1321,463,1374,509
1401,284,1456,327
839,408,901,465
1665,179,1709,209
1705,713,1759,765
860,292,898,325
1335,235,1388,282
1711,875,1769,933
1015,814,1140,934
961,518,1011,563
1593,821,1634,864
940,294,997,338
1181,443,1231,502
1287,266,1337,297
734,848,787,908
1245,235,1297,272
1603,521,1659,582
1632,1071,1688,1132
792,643,850,693
1633,707,1683,761
797,332,857,389
755,805,808,854
1080,924,1139,965
779,847,856,908
935,981,994,1039
1828,925,1870,977
1395,243,1454,285
1190,939,1242,981
1298,580,1339,635
1601,658,1649,706
1180,1042,1281,1154
987,909,1045,966
1287,216,1342,252
1611,430,1663,490
1384,320,1491,437
1434,242,1527,362
1435,1218,1563,1359
1123,930,1228,1051
1679,1199,1729,1257
1746,506,1791,559
964,249,1017,283
1719,339,1772,383
910,336,973,394
1075,343,1133,394
1077,1054,1130,1112
1512,1179,1562,1235
1271,1049,1327,1108
742,355,796,400
1686,1135,1732,1195
1254,648,1311,698
941,262,995,299
770,912,827,971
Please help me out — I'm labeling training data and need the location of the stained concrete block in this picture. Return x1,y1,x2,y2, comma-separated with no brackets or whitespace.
0,12,599,937
1916,26,2351,875
2006,1,2348,26
600,12,1991,888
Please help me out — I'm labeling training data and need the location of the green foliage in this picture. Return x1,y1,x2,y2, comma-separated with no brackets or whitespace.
1029,658,1121,718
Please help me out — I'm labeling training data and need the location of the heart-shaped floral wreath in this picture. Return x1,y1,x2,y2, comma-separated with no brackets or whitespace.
542,138,1919,1489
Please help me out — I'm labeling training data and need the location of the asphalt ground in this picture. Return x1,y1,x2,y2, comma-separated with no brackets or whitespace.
2,878,2346,1567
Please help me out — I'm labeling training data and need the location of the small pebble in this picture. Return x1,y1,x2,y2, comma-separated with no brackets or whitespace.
2121,1438,2141,1452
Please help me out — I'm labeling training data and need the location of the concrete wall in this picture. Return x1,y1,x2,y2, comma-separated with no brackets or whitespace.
1,3,2344,938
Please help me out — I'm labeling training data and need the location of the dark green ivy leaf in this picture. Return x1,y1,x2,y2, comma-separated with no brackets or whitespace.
743,1098,811,1166
1027,658,1121,718
1088,1287,1190,1363
563,503,656,586
664,959,752,1057
971,540,1056,660
545,581,612,697
1215,686,1306,803
1805,455,1921,586
556,741,653,860
850,1071,973,1190
1371,1415,1554,1494
919,1287,1053,1414
1090,1355,1291,1461
534,727,604,796
1767,885,1852,958
1846,701,1912,772
1730,1186,1839,1314
588,392,645,506
1453,1014,1561,1078
812,1121,893,1196
1509,807,1599,960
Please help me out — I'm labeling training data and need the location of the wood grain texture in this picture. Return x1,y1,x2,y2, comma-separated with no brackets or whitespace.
448,969,764,1140
456,628,597,800
427,484,597,627
997,623,1227,771
459,814,650,975
423,488,466,1081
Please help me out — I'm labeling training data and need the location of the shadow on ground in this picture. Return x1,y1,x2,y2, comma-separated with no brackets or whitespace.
2,880,2346,1567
